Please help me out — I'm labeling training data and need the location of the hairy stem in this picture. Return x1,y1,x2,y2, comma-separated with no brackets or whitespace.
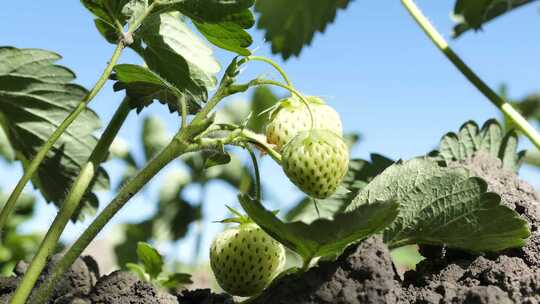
246,56,292,86
0,42,125,235
31,80,234,303
247,147,262,201
10,99,131,304
401,0,540,150
249,79,314,129
31,137,182,304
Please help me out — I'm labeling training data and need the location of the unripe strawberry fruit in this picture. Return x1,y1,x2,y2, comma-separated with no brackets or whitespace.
210,223,286,297
282,129,349,199
266,96,342,150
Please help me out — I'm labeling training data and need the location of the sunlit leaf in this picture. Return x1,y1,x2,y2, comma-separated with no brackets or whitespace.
135,12,221,112
194,10,254,55
0,47,109,220
346,158,530,252
240,194,398,262
430,120,525,172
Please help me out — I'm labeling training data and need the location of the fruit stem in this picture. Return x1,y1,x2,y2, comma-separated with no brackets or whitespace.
0,41,125,237
247,147,262,201
248,79,315,130
10,98,132,304
240,129,282,164
245,56,293,86
401,0,540,150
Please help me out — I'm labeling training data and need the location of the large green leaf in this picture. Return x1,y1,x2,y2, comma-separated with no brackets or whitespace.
0,47,109,220
81,0,132,43
430,120,525,172
347,158,530,252
255,0,352,59
160,0,255,23
194,10,255,56
113,64,203,114
131,12,221,113
239,194,398,262
452,0,538,37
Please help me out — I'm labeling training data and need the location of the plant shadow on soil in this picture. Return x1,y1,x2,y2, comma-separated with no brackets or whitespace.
1,152,539,304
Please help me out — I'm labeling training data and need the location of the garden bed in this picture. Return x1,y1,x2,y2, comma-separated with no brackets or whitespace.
1,153,538,304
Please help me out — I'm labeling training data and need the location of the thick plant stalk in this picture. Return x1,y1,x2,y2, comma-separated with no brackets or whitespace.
0,42,125,233
9,99,131,304
246,56,292,86
31,86,232,303
401,0,540,150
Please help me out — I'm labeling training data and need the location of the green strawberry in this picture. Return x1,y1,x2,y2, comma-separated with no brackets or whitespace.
266,96,343,150
282,129,349,199
210,222,286,297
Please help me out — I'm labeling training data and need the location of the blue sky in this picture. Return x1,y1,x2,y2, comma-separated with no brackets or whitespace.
1,1,539,264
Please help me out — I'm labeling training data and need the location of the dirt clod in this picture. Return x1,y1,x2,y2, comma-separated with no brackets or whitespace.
251,236,400,304
89,271,178,304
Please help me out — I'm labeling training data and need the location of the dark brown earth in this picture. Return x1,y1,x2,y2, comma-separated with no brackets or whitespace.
1,152,538,303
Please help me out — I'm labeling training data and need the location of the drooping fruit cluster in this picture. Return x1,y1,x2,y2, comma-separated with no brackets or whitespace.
266,96,343,150
210,223,286,297
266,95,349,199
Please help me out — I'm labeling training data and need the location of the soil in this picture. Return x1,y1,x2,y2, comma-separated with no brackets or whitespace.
1,152,538,303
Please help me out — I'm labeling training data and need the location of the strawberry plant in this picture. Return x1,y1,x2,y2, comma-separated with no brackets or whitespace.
0,0,539,303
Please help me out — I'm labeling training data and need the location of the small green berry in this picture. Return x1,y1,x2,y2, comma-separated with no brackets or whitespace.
282,129,349,199
210,223,285,297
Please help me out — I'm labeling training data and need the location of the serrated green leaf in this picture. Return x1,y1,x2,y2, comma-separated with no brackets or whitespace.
195,21,252,56
81,0,130,42
256,0,352,59
133,12,220,113
137,242,164,280
158,273,193,288
126,262,149,281
94,19,119,44
193,9,254,56
453,0,537,38
239,194,398,262
347,158,530,252
160,0,255,23
432,120,524,172
0,47,109,221
142,115,169,161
